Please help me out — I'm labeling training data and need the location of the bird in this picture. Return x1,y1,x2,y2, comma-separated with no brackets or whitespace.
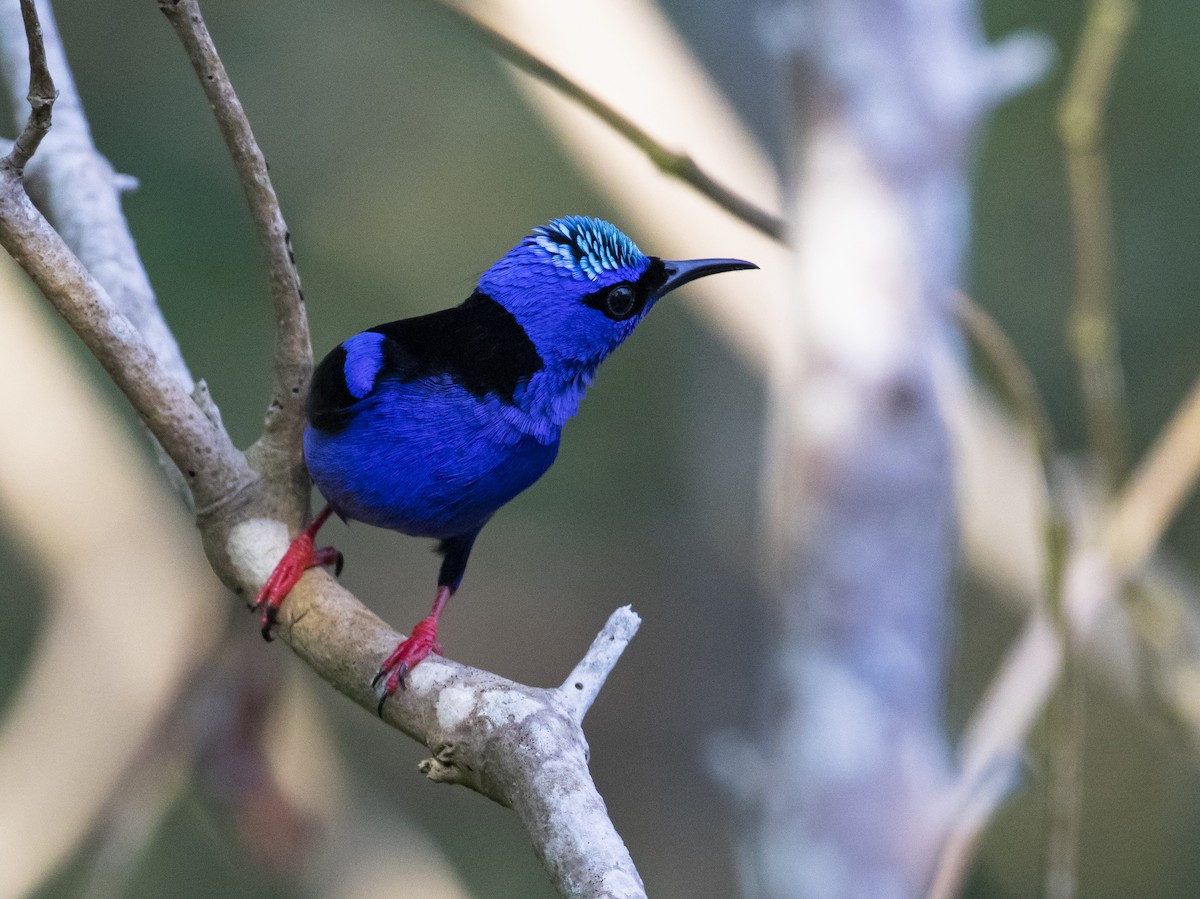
253,215,756,712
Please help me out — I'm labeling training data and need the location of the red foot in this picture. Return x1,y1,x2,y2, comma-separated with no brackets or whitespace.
372,586,451,715
253,507,341,641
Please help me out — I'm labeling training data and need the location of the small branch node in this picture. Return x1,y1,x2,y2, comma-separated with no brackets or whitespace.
559,606,641,724
112,172,140,193
980,30,1056,109
419,743,466,785
192,378,225,431
5,0,56,175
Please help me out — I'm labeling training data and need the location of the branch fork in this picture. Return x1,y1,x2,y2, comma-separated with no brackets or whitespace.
0,1,653,894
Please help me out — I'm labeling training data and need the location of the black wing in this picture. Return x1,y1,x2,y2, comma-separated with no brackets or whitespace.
306,290,543,435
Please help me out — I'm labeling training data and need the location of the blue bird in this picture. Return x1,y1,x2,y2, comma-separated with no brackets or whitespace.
254,216,756,710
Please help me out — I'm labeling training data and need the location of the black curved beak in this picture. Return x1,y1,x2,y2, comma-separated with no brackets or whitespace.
654,257,758,299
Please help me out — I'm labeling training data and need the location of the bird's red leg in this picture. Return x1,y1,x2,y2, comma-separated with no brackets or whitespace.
372,585,451,714
253,505,342,641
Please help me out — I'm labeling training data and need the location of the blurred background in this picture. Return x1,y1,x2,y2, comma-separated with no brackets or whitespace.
0,0,1198,897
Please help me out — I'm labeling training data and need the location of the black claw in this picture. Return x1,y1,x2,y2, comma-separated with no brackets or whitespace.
333,551,344,577
372,662,409,716
260,606,276,642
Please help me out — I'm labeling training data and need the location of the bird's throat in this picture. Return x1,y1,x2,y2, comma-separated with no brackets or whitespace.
508,363,595,440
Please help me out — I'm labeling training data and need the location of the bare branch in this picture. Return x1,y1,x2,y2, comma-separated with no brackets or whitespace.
0,5,651,892
249,564,647,898
1060,0,1138,485
435,0,786,242
3,0,53,174
1106,373,1200,577
559,606,641,724
158,0,312,462
0,153,255,509
954,292,1058,477
0,259,222,899
928,611,1060,899
0,1,190,383
0,0,204,506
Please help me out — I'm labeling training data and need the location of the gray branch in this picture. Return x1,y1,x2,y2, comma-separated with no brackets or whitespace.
0,0,193,392
158,0,312,467
0,1,649,894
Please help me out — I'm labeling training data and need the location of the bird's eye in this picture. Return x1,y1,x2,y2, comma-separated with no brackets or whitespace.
603,285,637,320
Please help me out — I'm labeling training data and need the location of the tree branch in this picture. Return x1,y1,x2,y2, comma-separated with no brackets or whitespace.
242,553,648,898
1105,367,1200,578
0,4,651,893
1060,0,1137,485
0,0,194,391
0,159,254,509
434,0,785,241
3,0,52,173
158,0,312,467
0,253,222,899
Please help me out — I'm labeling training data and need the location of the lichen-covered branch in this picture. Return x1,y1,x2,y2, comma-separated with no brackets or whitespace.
224,535,648,898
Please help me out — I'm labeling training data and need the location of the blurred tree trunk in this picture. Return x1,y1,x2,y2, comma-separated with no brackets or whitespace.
750,3,1048,896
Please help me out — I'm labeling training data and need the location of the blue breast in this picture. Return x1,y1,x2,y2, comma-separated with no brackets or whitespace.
304,376,560,539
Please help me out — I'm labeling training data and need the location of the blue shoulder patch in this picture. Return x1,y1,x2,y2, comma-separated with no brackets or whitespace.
342,331,387,398
528,216,646,281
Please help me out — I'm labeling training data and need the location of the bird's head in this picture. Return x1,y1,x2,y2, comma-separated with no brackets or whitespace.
478,216,756,371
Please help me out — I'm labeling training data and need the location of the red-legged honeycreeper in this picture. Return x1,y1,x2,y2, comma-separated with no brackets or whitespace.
254,216,757,712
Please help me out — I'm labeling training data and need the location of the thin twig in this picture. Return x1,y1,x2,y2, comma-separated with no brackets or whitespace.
1044,5,1136,895
0,1,253,511
0,0,194,393
953,288,1071,614
1060,0,1137,486
928,610,1061,899
954,291,1058,480
1106,373,1200,577
559,606,641,724
158,0,312,461
3,0,53,174
432,0,786,242
1043,622,1087,899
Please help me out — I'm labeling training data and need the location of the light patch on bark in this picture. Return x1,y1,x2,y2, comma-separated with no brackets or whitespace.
480,689,543,726
435,685,478,732
227,517,290,585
